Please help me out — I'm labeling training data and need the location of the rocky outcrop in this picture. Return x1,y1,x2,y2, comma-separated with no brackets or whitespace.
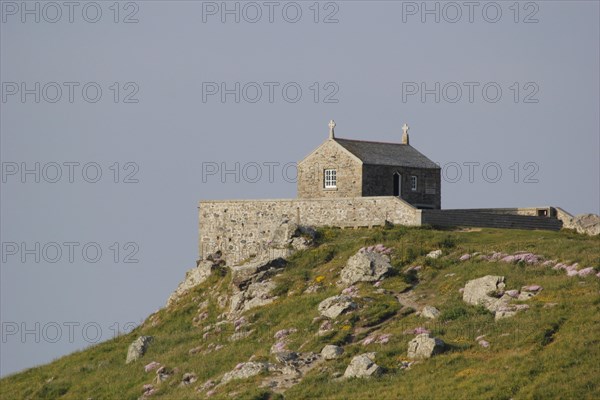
274,351,298,363
426,249,442,259
407,333,445,359
141,383,156,397
343,353,382,378
228,258,287,317
462,275,507,313
321,345,344,360
180,372,197,386
221,362,274,384
167,222,314,310
561,213,600,236
271,328,297,355
261,352,323,391
126,336,153,364
231,257,287,291
460,251,599,279
553,262,599,278
164,222,321,336
340,250,391,286
420,305,441,319
144,361,161,372
166,256,224,307
362,333,391,346
270,220,316,252
155,366,174,383
230,280,277,314
230,329,255,342
317,319,334,336
219,350,323,391
318,295,357,319
462,275,543,319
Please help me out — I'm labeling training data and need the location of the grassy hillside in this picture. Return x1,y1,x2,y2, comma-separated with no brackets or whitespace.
1,226,599,400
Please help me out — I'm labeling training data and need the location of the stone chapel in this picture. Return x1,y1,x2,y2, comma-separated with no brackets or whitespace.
297,120,441,209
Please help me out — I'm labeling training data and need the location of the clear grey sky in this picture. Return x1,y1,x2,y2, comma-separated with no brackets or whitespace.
1,0,598,376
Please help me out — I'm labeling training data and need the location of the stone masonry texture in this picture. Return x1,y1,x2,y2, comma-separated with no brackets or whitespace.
297,139,363,199
297,139,441,209
199,197,421,264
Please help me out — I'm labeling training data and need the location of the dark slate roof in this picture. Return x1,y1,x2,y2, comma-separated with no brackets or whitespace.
334,138,439,169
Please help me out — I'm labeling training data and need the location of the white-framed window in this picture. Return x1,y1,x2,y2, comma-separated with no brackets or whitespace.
324,169,337,188
411,176,418,191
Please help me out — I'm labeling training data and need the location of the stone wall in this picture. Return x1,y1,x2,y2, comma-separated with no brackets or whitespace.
421,209,563,231
199,194,571,265
439,207,557,217
297,139,363,198
554,207,575,228
199,197,421,264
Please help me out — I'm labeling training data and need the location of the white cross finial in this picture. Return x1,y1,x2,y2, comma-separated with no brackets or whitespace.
328,119,336,138
401,123,410,145
402,123,409,136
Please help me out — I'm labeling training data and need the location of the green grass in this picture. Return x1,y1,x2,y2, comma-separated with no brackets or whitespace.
1,226,599,399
